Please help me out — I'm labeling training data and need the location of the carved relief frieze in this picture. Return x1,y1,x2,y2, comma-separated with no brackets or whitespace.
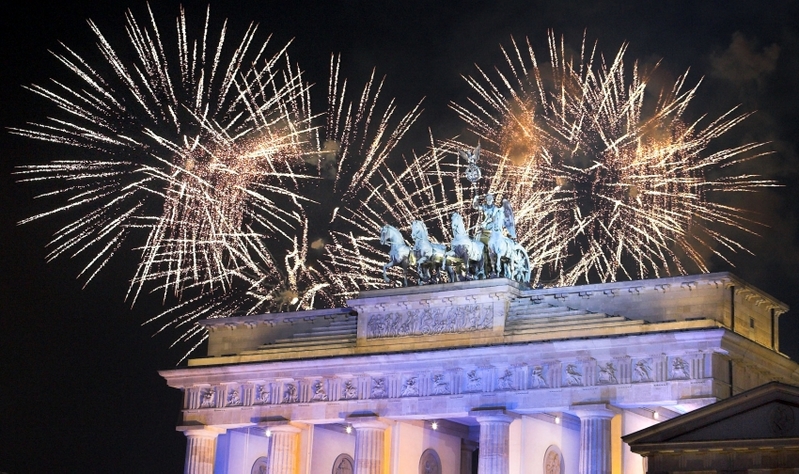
402,376,419,397
633,358,654,383
530,365,549,389
255,384,271,404
371,377,387,398
432,374,450,395
366,303,493,339
497,368,516,391
564,363,584,387
181,348,714,411
311,380,329,402
465,369,483,392
200,387,216,408
342,379,358,400
227,387,242,406
597,362,618,385
283,382,299,403
669,356,691,380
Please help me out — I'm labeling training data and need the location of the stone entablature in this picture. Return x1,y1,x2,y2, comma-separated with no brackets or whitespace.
163,328,796,429
190,273,787,368
519,273,787,352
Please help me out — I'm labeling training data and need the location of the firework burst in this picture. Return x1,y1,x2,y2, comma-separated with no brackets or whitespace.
13,5,316,302
451,32,776,285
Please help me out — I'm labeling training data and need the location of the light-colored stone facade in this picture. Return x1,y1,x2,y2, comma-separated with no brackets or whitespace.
160,272,798,474
625,382,799,472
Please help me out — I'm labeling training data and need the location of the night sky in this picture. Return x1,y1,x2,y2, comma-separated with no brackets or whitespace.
1,1,798,472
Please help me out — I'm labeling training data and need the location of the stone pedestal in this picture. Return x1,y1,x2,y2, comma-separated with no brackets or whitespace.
351,417,389,474
267,424,302,474
473,410,514,474
573,405,616,474
179,426,225,474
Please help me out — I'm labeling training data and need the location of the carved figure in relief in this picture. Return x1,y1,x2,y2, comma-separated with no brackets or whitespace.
545,450,562,474
566,364,583,386
312,381,328,401
670,357,690,379
466,370,482,392
257,385,271,404
634,360,653,382
598,362,618,384
769,405,795,435
401,377,419,397
498,369,515,390
366,304,492,339
432,374,450,395
283,383,298,403
227,389,241,406
371,378,387,398
531,366,548,388
380,224,412,287
342,380,358,400
200,388,215,408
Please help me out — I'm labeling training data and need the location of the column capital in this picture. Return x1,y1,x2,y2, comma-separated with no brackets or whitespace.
470,408,517,424
346,414,389,430
351,415,388,474
472,409,513,473
268,423,303,434
570,403,619,419
177,425,226,438
180,426,224,474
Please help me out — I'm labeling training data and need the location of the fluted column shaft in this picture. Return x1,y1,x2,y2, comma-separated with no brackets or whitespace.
267,424,302,474
351,418,388,474
574,406,616,474
180,426,225,474
475,412,513,474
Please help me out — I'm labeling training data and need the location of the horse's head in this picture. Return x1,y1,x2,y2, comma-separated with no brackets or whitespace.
410,220,426,242
451,212,466,237
380,224,401,247
380,225,390,246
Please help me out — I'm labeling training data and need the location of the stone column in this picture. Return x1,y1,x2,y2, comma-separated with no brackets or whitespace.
267,424,302,474
573,405,617,474
472,410,514,474
350,417,389,474
179,426,225,474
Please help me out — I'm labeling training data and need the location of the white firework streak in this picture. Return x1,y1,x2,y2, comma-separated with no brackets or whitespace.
450,31,777,286
13,5,318,303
